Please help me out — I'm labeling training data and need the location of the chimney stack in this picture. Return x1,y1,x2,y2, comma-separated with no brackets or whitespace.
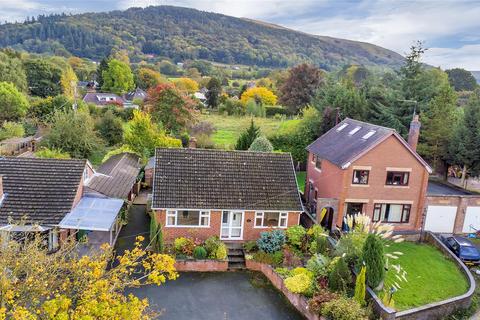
188,137,197,149
407,114,421,151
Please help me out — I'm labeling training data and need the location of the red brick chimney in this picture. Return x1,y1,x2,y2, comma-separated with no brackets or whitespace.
407,114,421,151
189,137,197,149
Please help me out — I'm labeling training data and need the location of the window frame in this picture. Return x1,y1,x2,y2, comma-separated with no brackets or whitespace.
372,203,411,223
254,211,288,228
352,169,370,185
165,209,211,228
315,157,322,171
385,171,410,186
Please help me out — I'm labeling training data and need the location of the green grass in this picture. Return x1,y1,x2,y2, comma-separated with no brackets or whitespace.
384,241,469,311
296,171,306,193
199,113,300,149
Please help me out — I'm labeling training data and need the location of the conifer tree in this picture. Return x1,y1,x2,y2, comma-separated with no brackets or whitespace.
354,265,366,306
235,119,260,150
362,234,385,289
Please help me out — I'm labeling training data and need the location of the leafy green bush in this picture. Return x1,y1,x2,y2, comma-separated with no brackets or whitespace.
286,225,306,248
257,230,285,253
291,267,314,278
284,273,314,295
282,245,303,267
218,98,245,115
193,246,207,260
265,106,291,117
328,257,352,293
321,296,367,320
306,254,330,277
335,231,368,266
309,236,329,255
204,236,222,258
248,136,273,152
215,243,228,260
362,234,385,289
275,267,292,278
243,240,258,252
174,237,195,256
252,251,283,266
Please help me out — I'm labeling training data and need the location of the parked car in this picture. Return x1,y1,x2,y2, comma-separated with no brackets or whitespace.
440,235,480,266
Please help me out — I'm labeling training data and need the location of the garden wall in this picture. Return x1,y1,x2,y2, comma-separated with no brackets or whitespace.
174,259,228,272
245,260,324,320
367,231,476,320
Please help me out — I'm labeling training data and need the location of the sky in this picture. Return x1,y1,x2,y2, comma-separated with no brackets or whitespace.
1,0,480,70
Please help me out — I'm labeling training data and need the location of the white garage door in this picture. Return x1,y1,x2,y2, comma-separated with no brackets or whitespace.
424,206,457,233
462,207,480,233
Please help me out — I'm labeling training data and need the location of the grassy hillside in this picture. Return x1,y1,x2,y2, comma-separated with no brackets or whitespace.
0,6,404,70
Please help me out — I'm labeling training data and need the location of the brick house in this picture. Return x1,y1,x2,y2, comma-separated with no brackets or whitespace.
151,148,304,242
305,116,432,231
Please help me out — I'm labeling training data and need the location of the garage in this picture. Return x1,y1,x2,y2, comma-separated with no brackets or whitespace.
424,205,457,233
462,207,480,233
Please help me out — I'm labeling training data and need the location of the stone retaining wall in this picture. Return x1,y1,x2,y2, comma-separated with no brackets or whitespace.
174,259,228,272
245,260,323,320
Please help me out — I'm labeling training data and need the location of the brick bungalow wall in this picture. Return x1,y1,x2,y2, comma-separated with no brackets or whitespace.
309,135,429,231
153,210,300,242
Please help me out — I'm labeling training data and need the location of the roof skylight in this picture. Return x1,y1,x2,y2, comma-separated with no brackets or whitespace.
362,130,376,139
348,126,361,135
336,123,348,131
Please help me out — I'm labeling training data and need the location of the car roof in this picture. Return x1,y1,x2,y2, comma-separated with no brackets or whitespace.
452,236,475,247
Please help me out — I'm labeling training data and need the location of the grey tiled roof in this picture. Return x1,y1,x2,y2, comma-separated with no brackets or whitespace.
124,88,147,101
86,153,141,199
307,118,396,168
82,93,125,106
152,148,303,211
0,157,86,225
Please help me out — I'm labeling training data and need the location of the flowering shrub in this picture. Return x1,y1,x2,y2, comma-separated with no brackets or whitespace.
286,225,306,248
257,230,285,253
284,273,313,295
174,237,195,256
321,296,368,320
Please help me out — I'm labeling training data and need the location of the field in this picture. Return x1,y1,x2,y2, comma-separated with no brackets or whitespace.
199,113,300,149
384,241,469,311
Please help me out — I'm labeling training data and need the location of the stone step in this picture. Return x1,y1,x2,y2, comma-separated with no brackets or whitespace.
228,256,245,263
228,261,246,270
228,249,244,256
224,242,243,250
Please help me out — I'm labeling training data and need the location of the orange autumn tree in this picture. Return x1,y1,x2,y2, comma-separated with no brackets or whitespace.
0,235,178,319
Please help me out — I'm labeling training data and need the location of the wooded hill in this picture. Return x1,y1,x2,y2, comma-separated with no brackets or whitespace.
0,5,405,70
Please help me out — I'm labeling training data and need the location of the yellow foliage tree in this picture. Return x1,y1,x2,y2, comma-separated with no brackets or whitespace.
0,235,178,319
60,65,78,99
240,87,277,106
173,78,199,94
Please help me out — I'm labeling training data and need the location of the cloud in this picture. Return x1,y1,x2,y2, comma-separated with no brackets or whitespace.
425,44,480,70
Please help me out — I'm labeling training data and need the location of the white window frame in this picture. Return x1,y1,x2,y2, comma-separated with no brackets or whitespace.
165,209,211,228
254,211,288,228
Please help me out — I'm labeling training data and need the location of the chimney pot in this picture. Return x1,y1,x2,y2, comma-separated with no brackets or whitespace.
407,114,421,151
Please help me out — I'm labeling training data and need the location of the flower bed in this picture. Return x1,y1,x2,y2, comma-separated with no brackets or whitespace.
175,258,228,272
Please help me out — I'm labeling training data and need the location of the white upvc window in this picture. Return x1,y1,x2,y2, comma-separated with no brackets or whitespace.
165,210,210,227
255,212,288,228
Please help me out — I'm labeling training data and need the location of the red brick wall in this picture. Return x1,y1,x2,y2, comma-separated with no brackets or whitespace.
154,209,300,242
309,135,429,231
145,168,153,187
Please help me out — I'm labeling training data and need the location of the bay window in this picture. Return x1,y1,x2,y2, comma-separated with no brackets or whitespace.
373,203,411,223
255,212,288,228
166,210,210,227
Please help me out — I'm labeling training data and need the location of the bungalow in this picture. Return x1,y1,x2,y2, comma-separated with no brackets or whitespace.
305,116,432,232
151,148,304,242
82,92,126,107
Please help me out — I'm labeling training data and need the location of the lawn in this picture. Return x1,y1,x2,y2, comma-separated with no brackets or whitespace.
384,241,469,311
199,113,300,149
296,171,306,193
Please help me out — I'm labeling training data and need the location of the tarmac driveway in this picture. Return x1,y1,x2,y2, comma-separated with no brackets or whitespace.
128,271,304,320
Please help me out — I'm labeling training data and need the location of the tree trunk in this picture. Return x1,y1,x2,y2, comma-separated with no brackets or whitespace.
461,164,468,189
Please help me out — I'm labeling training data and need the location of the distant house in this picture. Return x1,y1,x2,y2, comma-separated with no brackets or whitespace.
193,92,207,104
124,88,148,103
82,93,125,107
151,148,303,242
305,116,431,232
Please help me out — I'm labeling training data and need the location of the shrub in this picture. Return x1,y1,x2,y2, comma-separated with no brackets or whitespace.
218,98,245,115
362,234,385,289
286,225,306,248
265,106,291,117
335,231,368,266
252,251,283,266
215,243,228,260
243,240,258,252
309,236,329,255
291,267,314,278
284,273,313,295
354,265,366,306
282,245,303,267
248,136,274,152
235,119,260,150
306,254,330,277
275,267,292,278
321,296,367,320
174,237,195,256
193,246,207,260
204,236,222,258
328,257,352,293
257,230,286,253
308,290,340,315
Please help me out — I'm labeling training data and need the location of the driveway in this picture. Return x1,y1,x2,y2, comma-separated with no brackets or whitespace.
128,271,304,320
115,204,150,255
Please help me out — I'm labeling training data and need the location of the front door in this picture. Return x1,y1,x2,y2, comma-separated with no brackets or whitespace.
221,211,243,240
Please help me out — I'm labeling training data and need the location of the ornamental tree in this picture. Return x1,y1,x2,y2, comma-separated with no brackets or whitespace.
173,77,199,94
240,87,277,106
0,235,177,319
135,67,165,90
102,59,135,95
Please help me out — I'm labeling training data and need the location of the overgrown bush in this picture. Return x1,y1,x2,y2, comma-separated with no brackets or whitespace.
248,136,273,152
257,230,285,253
282,245,303,267
321,296,367,320
243,240,258,252
174,237,195,256
308,290,340,314
215,243,228,260
362,234,385,289
193,246,207,260
252,251,283,266
335,231,368,266
328,257,352,293
284,273,314,296
306,254,330,277
205,236,222,258
286,225,306,248
309,235,329,255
